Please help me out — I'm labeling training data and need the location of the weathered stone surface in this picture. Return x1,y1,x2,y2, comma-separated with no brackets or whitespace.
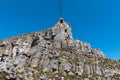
0,18,119,80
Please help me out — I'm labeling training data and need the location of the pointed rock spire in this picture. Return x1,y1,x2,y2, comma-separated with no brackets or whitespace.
51,18,73,41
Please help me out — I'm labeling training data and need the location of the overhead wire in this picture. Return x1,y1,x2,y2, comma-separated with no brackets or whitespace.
53,0,63,18
59,0,63,18
53,0,58,12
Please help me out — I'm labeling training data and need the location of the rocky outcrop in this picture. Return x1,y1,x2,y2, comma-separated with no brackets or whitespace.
0,18,119,80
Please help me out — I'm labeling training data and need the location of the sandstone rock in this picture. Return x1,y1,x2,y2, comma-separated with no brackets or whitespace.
83,64,90,74
0,18,119,80
39,75,47,80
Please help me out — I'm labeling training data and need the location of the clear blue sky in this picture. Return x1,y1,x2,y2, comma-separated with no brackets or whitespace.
0,0,120,59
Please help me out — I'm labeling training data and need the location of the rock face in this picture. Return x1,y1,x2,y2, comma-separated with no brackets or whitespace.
0,18,119,80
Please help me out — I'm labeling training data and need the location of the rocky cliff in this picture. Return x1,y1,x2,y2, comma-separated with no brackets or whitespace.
0,18,120,80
